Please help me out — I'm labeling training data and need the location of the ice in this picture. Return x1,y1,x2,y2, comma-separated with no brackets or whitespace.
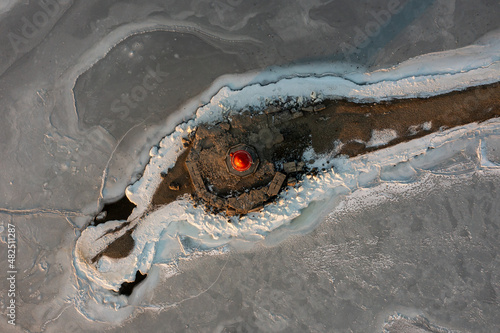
0,1,17,15
481,135,500,167
1,1,500,332
383,314,463,333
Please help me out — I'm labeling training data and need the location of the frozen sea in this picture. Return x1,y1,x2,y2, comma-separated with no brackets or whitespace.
0,1,499,332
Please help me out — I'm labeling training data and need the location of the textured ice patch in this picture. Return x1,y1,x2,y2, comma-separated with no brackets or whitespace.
383,313,462,333
0,0,17,15
481,135,500,166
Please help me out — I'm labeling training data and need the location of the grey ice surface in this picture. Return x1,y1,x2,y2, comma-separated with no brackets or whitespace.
0,0,499,332
55,171,500,333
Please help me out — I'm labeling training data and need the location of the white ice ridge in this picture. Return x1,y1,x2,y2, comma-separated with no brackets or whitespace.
73,33,500,322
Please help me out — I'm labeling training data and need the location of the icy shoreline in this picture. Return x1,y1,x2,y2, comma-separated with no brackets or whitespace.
73,32,500,322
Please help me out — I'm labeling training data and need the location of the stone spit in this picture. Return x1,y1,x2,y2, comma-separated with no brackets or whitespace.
97,82,500,266
151,82,500,217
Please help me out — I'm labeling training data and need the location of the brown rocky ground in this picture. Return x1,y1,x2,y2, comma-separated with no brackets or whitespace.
151,148,194,207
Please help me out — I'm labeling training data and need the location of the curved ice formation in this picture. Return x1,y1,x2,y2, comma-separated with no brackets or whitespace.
382,313,462,333
74,33,500,322
0,1,17,15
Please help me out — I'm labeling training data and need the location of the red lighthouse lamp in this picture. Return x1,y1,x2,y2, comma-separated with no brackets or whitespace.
226,144,259,177
230,150,253,172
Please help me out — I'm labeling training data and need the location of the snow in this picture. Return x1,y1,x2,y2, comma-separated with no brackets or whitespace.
366,129,399,148
422,121,432,131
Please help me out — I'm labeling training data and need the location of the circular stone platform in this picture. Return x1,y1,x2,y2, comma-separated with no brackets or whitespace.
185,119,287,215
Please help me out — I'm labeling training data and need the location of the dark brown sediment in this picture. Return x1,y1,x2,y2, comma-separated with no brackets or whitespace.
314,82,500,157
151,147,195,207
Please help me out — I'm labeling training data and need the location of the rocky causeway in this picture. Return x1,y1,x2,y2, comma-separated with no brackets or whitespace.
92,81,500,271
150,82,500,216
